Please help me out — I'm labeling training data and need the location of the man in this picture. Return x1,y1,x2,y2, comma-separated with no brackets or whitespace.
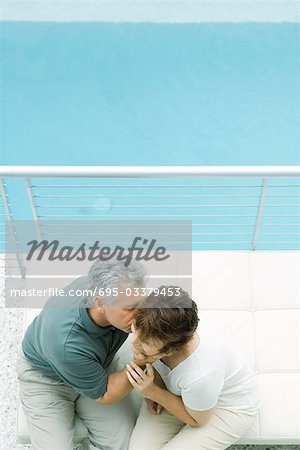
17,258,146,450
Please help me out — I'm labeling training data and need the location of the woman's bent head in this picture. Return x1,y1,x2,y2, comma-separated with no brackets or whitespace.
131,286,199,361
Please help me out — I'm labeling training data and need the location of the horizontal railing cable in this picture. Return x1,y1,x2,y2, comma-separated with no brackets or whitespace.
0,167,299,263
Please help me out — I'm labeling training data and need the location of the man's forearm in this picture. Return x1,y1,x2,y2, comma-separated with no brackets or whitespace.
96,367,133,405
148,386,199,426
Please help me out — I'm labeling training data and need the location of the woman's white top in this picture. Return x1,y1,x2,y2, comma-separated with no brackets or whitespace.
153,330,260,413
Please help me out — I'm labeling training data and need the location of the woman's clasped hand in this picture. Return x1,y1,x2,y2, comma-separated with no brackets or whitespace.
126,361,155,398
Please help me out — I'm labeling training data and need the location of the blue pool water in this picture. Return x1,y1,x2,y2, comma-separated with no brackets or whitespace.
0,23,299,166
0,23,299,250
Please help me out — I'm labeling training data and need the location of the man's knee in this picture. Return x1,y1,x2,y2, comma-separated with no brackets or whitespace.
89,410,136,450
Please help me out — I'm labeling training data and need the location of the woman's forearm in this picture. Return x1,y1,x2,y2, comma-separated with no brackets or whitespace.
126,362,200,425
148,385,198,427
153,368,166,390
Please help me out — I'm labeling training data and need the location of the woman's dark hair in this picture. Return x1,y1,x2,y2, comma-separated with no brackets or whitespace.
135,286,199,353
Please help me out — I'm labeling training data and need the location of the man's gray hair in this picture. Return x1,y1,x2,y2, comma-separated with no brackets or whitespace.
84,257,147,305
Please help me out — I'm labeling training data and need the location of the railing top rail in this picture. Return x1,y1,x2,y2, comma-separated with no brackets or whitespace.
0,166,300,178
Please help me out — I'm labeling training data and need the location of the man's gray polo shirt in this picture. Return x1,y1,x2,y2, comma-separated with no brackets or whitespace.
22,277,128,399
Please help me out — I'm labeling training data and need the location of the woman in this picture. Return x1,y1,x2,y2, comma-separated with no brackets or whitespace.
126,286,260,450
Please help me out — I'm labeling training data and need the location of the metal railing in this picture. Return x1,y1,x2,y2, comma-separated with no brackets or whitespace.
0,166,300,278
1,165,300,178
0,179,26,277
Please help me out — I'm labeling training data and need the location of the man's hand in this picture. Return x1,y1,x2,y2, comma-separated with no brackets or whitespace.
146,399,162,415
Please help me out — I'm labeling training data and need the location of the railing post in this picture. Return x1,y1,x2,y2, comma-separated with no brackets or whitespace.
26,178,43,241
0,179,26,279
252,178,268,251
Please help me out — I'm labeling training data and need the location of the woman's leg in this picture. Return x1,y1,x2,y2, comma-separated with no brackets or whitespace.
161,407,257,450
129,400,185,450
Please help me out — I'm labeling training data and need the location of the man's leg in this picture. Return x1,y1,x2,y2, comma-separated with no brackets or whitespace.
76,391,137,450
129,400,184,450
76,342,140,450
17,351,79,450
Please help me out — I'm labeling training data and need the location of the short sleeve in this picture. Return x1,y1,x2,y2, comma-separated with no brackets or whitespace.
50,354,108,399
182,370,224,411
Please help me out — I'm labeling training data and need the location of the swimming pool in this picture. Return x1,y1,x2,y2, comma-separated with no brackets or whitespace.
0,23,299,252
1,23,299,167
